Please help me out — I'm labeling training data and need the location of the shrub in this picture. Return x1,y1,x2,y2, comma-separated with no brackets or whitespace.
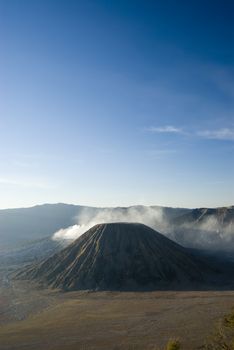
166,339,181,350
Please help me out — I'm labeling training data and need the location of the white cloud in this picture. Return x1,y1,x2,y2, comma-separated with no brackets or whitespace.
146,125,234,141
147,125,184,133
198,128,234,141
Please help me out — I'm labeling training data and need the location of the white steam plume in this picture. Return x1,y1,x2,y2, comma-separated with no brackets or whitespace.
52,206,168,241
52,206,234,251
174,214,234,250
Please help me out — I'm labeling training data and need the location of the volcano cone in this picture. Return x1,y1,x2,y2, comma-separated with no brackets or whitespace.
21,223,214,291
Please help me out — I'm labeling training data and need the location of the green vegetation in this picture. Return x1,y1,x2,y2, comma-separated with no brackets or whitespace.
166,339,181,350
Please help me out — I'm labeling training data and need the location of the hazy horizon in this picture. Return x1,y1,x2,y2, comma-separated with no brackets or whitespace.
0,201,233,211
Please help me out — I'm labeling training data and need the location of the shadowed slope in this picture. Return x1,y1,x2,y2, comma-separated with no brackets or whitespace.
20,223,217,291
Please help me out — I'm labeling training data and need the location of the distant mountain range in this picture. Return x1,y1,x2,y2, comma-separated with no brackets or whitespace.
173,206,234,227
0,204,79,249
0,203,185,249
0,203,233,252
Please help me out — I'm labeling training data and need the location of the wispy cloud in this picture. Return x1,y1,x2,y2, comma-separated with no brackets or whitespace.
197,128,234,141
146,125,234,141
147,125,184,134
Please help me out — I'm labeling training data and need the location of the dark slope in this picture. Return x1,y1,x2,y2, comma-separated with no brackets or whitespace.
19,223,220,291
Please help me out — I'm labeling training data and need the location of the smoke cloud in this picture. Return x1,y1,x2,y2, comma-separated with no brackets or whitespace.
52,206,169,241
174,215,234,251
52,206,234,251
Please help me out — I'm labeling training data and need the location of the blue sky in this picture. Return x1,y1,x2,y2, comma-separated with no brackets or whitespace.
0,0,233,209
